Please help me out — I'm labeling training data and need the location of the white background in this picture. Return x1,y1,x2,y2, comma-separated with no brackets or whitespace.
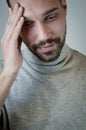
0,0,86,60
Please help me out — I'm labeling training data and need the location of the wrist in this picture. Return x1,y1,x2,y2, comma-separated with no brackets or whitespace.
1,68,18,80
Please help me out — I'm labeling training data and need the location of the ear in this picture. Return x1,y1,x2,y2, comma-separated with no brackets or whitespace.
60,0,67,15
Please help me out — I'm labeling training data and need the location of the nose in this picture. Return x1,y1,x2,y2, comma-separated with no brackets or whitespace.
36,22,54,42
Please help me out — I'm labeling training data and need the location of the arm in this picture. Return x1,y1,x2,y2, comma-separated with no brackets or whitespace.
0,3,24,108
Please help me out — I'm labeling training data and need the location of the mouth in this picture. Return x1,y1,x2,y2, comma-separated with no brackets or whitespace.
38,42,56,53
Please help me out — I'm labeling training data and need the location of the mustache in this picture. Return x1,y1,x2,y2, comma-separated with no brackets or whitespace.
33,37,61,50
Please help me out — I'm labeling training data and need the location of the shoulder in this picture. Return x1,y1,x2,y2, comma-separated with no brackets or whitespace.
73,49,86,66
72,49,86,60
65,46,86,79
69,48,86,78
69,48,86,67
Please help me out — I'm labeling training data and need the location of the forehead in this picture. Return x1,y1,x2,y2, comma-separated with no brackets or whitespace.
11,0,60,9
11,0,60,19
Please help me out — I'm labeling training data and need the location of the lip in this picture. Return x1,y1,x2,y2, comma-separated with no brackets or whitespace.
38,43,55,53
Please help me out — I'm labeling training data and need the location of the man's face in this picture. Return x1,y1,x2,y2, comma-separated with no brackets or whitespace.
13,0,67,62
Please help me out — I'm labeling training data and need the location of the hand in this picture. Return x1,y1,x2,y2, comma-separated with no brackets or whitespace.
0,3,24,75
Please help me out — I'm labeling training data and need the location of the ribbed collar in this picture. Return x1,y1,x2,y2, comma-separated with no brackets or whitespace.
22,44,71,74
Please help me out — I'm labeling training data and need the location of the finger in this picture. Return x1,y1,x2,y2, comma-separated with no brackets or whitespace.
11,3,19,22
5,4,24,37
12,16,24,40
5,7,12,30
9,7,12,16
12,6,24,27
7,4,23,28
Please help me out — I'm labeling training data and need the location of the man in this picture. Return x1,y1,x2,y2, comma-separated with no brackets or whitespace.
0,0,86,129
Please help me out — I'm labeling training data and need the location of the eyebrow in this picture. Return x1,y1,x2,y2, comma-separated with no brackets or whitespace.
43,8,58,16
24,17,31,22
23,7,58,22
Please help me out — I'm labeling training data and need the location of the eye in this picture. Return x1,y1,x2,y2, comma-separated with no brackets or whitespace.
44,13,58,23
23,21,34,29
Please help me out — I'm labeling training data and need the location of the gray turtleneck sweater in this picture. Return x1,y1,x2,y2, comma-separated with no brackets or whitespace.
0,44,86,130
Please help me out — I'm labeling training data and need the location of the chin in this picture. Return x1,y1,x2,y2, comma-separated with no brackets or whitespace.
36,49,61,62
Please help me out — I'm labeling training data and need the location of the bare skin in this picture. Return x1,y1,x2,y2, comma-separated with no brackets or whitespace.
0,4,24,107
0,0,67,108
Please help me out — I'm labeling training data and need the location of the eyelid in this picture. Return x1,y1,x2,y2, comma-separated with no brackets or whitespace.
23,21,34,28
44,12,58,22
24,21,33,25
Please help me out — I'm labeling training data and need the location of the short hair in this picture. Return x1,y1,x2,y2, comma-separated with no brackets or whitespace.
6,0,11,7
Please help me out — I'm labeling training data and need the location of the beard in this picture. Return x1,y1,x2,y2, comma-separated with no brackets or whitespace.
26,26,66,62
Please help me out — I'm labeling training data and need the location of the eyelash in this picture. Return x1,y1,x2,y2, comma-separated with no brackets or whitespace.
44,13,58,23
23,22,34,29
22,13,58,29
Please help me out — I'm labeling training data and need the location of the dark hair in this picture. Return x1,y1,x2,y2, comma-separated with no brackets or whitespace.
6,0,11,7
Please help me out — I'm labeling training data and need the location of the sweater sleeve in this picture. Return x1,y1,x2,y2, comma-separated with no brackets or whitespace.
0,105,10,130
0,61,10,130
0,107,4,130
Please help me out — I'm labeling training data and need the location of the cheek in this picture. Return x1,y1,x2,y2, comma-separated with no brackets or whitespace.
20,29,35,46
52,18,66,38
